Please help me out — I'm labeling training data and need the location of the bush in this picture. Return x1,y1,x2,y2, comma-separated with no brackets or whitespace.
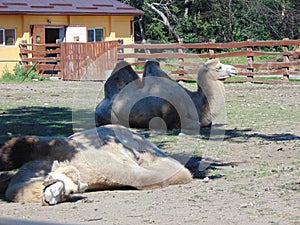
0,64,49,82
0,68,18,82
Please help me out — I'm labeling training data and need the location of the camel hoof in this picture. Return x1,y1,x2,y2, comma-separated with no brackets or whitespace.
43,181,65,205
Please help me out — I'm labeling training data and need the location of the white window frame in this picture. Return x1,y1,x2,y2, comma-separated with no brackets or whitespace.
88,28,104,42
0,28,16,46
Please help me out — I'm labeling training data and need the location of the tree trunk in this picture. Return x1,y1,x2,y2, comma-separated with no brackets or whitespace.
144,2,181,42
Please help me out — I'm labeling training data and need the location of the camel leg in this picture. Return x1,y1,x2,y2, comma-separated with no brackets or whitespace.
0,171,16,195
4,160,51,203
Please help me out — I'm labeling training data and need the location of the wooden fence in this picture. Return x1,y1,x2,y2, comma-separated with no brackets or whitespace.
61,41,118,80
118,39,300,83
19,41,118,80
19,39,300,83
19,42,61,75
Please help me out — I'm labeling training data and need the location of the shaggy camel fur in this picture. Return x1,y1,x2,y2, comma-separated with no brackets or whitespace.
95,59,237,131
0,124,192,205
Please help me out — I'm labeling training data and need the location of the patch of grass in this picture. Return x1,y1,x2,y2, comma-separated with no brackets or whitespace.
281,183,300,192
208,169,224,178
225,75,300,83
0,106,73,143
231,183,255,195
216,149,228,158
220,57,247,65
0,64,48,82
224,171,237,181
254,55,276,62
0,68,18,82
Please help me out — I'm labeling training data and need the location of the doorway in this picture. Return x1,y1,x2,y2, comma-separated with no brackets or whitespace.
45,27,65,44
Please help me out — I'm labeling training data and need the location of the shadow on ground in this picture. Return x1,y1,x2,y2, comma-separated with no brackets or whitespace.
0,106,95,144
199,125,300,142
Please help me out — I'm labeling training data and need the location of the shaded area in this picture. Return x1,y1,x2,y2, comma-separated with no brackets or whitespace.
139,125,299,180
224,129,300,142
183,156,240,179
0,218,76,225
0,106,74,144
199,125,300,142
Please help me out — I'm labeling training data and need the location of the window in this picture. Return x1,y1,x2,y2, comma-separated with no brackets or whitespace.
0,29,3,45
88,28,104,42
0,29,16,46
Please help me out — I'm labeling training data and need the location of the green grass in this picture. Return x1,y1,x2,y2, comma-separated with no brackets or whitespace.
225,76,300,83
0,81,103,143
0,106,73,143
0,64,48,83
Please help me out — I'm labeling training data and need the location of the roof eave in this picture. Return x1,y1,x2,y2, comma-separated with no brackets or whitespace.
0,11,145,16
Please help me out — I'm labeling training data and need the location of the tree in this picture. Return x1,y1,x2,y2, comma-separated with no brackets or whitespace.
121,0,300,43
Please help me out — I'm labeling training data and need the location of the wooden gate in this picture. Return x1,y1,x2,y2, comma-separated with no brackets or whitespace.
60,41,118,80
32,25,46,58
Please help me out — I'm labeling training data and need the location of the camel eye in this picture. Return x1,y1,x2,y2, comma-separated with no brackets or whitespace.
216,65,222,71
69,190,74,195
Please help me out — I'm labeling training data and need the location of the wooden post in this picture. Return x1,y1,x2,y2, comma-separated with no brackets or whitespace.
20,40,28,66
208,39,215,59
282,38,290,81
246,39,254,82
178,38,184,76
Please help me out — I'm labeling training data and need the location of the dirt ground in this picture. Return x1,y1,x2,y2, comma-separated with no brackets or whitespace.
0,81,299,225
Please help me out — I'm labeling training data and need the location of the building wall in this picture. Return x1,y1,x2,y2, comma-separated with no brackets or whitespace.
0,14,134,76
0,15,23,73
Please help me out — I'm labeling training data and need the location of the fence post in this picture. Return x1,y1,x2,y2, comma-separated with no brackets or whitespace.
20,40,28,66
246,39,254,81
208,39,215,59
178,38,184,76
282,38,290,81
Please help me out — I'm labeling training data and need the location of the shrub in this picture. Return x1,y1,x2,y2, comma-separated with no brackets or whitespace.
0,64,49,82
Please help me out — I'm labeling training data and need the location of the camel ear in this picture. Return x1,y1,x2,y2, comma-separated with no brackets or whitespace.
78,183,88,193
205,58,219,67
51,160,60,172
43,178,59,187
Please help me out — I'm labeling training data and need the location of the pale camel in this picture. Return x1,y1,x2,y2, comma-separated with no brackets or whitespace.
0,124,192,205
95,59,237,131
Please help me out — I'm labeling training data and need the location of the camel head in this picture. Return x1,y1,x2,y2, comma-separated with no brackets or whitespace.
42,160,88,205
197,58,237,94
202,58,237,81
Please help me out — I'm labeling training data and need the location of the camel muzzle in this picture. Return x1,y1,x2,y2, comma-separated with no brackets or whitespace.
42,179,67,206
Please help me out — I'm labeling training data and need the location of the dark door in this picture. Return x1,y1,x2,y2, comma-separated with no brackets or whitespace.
32,25,45,58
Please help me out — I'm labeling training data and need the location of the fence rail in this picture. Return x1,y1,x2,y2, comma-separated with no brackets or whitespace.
17,39,300,83
118,39,300,83
19,41,118,80
19,43,61,76
61,41,118,80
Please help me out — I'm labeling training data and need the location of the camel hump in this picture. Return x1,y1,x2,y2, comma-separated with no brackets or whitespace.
104,61,140,98
0,136,77,171
111,61,131,74
143,60,171,79
0,137,37,171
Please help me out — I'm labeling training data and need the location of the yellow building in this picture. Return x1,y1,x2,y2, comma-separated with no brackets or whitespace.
0,0,144,76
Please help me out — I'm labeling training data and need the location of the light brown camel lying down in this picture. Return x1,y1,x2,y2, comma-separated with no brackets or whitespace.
95,59,237,131
0,125,192,205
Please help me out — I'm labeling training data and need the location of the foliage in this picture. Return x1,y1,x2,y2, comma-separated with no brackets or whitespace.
121,0,300,43
0,64,48,82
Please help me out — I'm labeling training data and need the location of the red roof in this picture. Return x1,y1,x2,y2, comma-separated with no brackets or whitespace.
0,0,144,15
